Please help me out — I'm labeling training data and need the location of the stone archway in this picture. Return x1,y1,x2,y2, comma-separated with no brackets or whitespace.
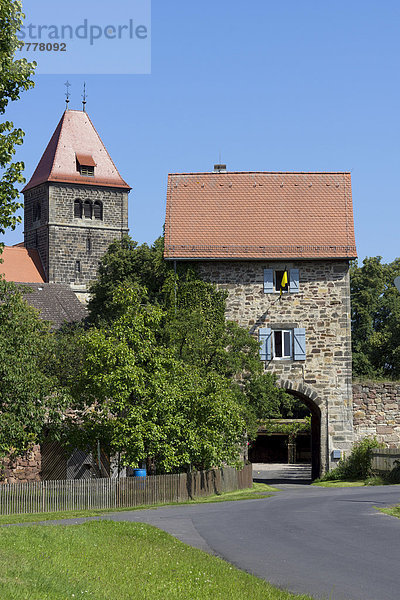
277,380,326,480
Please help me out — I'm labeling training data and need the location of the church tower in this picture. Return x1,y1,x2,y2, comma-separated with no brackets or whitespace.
22,109,130,300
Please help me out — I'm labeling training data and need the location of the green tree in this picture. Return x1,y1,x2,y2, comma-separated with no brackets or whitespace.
245,374,308,421
76,237,296,471
0,0,35,237
351,257,400,378
162,273,261,379
91,237,291,411
0,281,63,461
87,236,168,323
63,286,247,473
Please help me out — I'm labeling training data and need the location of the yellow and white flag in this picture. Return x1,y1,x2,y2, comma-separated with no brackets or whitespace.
280,271,288,296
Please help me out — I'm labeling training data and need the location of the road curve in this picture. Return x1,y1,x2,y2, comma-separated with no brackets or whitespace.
7,478,400,600
103,483,400,600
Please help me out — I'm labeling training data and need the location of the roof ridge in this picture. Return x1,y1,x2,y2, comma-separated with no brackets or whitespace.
49,111,67,181
168,171,352,176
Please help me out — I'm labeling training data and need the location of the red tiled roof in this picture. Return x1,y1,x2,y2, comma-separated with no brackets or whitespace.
0,246,46,283
23,110,130,192
164,171,357,260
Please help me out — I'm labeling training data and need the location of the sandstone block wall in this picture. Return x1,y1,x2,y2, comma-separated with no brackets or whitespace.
353,382,400,447
199,259,354,472
1,445,41,484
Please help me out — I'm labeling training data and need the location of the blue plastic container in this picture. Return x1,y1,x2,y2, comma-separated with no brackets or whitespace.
132,468,146,478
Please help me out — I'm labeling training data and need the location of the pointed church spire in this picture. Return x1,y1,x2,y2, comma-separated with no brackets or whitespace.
22,110,130,192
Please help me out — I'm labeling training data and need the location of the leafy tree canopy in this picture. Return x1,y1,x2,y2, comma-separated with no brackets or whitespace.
87,236,168,323
351,256,400,379
62,286,248,472
0,281,64,460
0,0,35,237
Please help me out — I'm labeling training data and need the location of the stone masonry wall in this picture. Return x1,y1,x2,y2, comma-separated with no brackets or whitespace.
24,184,50,278
353,382,400,447
1,445,41,484
24,182,129,288
199,259,354,472
48,184,128,287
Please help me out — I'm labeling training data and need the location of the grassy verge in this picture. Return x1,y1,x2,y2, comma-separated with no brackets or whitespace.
0,482,277,525
311,480,365,488
0,520,313,600
312,476,400,488
378,505,400,519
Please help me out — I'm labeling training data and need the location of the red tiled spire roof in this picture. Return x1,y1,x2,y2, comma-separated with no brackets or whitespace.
164,171,357,260
1,246,45,283
23,110,130,192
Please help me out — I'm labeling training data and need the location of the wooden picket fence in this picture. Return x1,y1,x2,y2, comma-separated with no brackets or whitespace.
0,464,252,516
371,448,400,474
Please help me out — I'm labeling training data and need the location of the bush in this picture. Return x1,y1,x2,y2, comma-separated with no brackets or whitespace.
320,438,382,482
384,461,400,484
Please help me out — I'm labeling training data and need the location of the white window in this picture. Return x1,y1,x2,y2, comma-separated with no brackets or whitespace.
259,327,306,361
273,330,292,359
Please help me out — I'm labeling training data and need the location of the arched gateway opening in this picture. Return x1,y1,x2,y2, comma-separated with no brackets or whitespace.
285,390,321,480
249,382,323,481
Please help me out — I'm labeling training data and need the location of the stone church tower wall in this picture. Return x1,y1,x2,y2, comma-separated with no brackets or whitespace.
24,182,128,289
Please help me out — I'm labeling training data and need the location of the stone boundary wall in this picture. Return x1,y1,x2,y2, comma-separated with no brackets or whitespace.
1,445,41,484
353,382,400,447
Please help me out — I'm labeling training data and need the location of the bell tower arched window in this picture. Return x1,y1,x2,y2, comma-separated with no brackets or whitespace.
93,201,103,220
33,202,41,222
83,200,92,219
74,199,82,218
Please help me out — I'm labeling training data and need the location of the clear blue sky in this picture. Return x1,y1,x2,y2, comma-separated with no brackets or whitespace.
3,0,400,263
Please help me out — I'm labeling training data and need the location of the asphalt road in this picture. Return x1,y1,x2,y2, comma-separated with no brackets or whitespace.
9,469,400,600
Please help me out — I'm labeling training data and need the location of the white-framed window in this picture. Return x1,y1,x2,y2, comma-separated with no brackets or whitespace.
264,269,299,294
259,327,306,361
272,329,292,359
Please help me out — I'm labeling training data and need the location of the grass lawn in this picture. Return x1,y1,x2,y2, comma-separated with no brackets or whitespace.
378,505,400,519
312,476,400,488
0,520,314,600
311,480,365,488
0,482,277,525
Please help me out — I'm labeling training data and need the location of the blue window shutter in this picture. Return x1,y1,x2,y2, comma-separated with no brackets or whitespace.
264,269,273,293
290,269,299,293
293,328,306,360
259,328,272,361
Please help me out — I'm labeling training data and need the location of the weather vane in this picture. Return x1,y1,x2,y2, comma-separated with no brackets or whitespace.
64,81,71,110
82,82,87,112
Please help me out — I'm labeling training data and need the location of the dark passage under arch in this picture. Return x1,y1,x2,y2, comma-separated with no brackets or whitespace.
249,388,322,481
285,389,321,480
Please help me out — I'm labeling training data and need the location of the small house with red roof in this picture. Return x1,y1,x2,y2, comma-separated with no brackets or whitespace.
164,166,357,477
